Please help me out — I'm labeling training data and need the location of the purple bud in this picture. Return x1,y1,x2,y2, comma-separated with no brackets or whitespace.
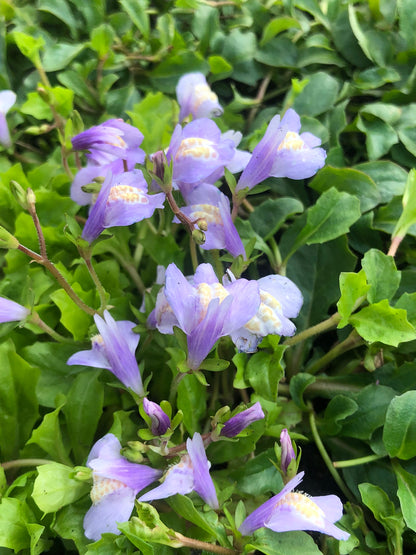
143,398,171,435
220,402,265,438
280,428,296,474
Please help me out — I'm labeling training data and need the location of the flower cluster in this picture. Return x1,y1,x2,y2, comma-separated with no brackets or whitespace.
149,262,303,367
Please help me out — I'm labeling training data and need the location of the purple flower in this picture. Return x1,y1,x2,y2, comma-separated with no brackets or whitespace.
67,309,144,396
0,297,29,323
229,273,303,353
167,119,236,187
84,433,162,541
235,109,326,193
176,73,223,122
220,402,265,438
158,263,260,369
280,429,296,474
71,119,145,205
175,183,245,258
139,432,218,509
0,90,16,148
81,170,165,243
239,471,349,541
143,398,171,436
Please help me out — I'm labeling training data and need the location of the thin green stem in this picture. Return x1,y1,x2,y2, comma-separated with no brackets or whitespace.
307,330,364,375
18,244,96,315
83,254,107,312
1,458,52,470
333,453,386,468
190,236,198,272
308,405,354,503
27,189,47,259
108,247,146,295
268,236,283,274
283,313,342,347
174,532,238,555
210,250,224,280
29,312,73,343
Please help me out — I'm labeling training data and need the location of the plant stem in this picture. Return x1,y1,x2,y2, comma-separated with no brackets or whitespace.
108,247,146,295
27,188,47,258
306,330,364,375
308,405,354,503
246,70,273,132
387,235,403,257
17,244,96,316
333,454,386,468
1,458,52,470
29,312,73,343
190,235,198,272
83,254,107,312
174,532,239,555
283,312,342,347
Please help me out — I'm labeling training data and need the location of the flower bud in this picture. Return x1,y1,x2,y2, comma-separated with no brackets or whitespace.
0,226,19,249
143,397,171,436
10,180,28,209
280,428,296,474
192,229,206,245
197,219,208,232
26,187,36,206
220,402,265,438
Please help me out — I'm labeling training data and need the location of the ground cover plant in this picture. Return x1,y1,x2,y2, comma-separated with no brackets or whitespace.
1,0,416,554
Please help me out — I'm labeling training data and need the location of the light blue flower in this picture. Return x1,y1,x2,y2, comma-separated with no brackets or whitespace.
139,432,218,509
0,90,16,148
0,297,29,323
176,72,223,122
239,471,349,541
84,433,161,541
67,309,144,396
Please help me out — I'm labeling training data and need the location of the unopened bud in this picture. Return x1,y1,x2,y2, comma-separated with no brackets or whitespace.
81,181,103,194
0,226,19,249
10,180,28,209
280,428,296,475
143,397,171,436
220,402,265,438
72,466,92,482
37,86,50,103
121,441,148,463
26,188,36,206
197,219,208,232
192,229,206,245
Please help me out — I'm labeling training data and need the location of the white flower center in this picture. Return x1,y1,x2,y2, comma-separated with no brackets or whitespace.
192,84,219,111
244,290,283,335
190,204,222,225
90,475,128,505
175,137,219,161
107,185,149,205
278,131,307,152
275,492,325,527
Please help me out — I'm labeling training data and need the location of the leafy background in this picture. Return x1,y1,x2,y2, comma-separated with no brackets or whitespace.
2,0,416,554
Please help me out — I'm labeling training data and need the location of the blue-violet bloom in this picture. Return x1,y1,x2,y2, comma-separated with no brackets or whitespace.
71,119,145,205
236,109,326,193
0,297,29,323
143,398,171,436
175,183,245,258
152,263,260,369
239,471,349,541
228,273,303,353
167,119,236,187
220,402,265,438
139,432,218,509
84,433,162,541
81,170,165,243
176,72,223,122
0,90,16,148
67,309,144,396
280,428,296,474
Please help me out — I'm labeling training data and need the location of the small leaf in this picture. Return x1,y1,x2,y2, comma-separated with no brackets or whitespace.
362,249,401,303
383,391,416,460
337,271,370,328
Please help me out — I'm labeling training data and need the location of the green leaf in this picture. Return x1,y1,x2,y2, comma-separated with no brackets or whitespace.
337,271,370,328
63,371,104,463
255,37,298,68
362,249,401,303
228,449,283,496
289,373,316,410
208,55,232,75
249,198,303,240
49,286,93,341
199,358,230,371
393,169,416,239
340,384,396,440
348,5,392,66
119,0,149,39
393,462,416,532
42,42,85,72
260,17,301,46
323,395,358,435
286,188,361,259
12,31,44,66
0,498,36,552
32,463,90,513
354,67,401,90
292,72,340,117
177,374,206,435
309,166,380,213
246,528,323,555
38,0,79,37
349,300,416,346
383,391,416,459
167,495,225,543
90,23,115,57
0,340,39,460
398,0,416,49
27,404,72,465
120,502,181,548
356,116,398,161
246,349,285,401
355,161,407,204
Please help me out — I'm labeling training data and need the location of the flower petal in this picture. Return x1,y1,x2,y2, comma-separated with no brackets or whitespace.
187,433,218,509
